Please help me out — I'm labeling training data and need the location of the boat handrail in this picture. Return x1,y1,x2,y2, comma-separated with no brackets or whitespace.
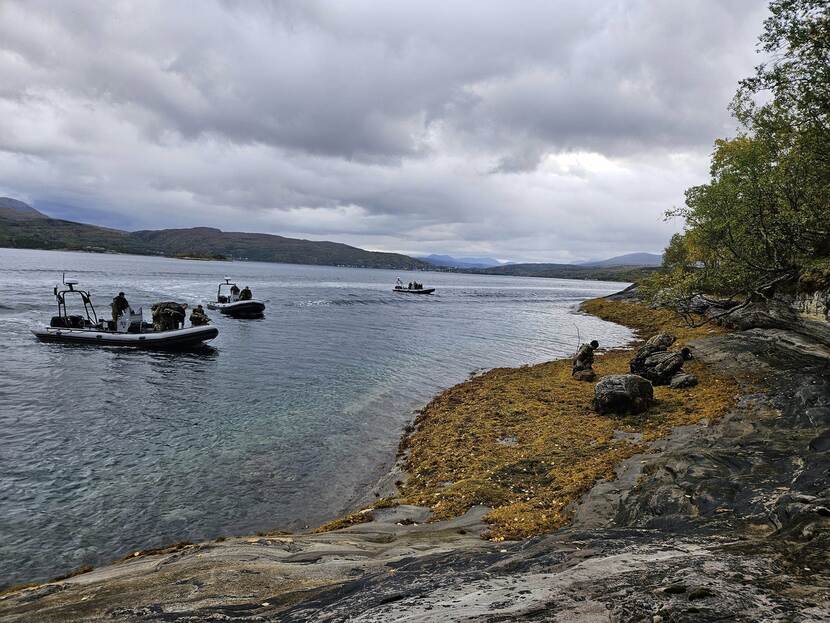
53,281,99,325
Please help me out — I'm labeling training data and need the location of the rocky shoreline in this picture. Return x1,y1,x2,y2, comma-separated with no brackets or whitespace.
2,295,829,621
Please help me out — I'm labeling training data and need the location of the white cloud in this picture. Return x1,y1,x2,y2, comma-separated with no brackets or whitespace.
0,0,769,261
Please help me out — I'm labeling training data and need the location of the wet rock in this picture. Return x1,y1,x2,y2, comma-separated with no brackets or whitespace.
662,582,687,594
593,374,653,415
809,429,830,452
669,373,698,389
603,282,641,301
688,586,716,600
573,369,596,382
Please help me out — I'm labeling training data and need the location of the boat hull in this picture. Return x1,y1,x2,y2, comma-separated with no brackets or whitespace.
206,300,265,317
32,325,219,349
393,288,435,295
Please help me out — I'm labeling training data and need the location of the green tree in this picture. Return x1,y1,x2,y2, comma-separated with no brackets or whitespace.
652,0,829,313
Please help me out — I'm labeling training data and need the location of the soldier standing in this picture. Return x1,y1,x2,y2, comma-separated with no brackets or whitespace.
111,292,130,324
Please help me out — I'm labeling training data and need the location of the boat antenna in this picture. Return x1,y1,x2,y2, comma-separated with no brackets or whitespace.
62,271,66,285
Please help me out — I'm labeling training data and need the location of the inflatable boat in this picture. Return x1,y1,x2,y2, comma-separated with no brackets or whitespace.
393,286,436,294
33,324,219,348
32,278,219,349
393,281,435,295
206,278,265,317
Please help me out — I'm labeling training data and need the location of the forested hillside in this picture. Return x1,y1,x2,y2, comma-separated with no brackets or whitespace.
0,200,428,269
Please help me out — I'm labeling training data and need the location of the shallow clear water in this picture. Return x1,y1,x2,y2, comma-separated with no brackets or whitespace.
0,248,633,587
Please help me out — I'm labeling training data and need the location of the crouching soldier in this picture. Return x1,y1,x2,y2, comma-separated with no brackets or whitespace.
572,340,599,381
640,347,692,385
151,301,187,331
630,333,676,376
190,305,211,326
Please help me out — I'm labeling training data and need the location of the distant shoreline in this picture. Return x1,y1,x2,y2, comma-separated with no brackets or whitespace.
0,245,642,282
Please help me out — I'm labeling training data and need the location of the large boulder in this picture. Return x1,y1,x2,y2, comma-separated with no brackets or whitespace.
593,374,654,415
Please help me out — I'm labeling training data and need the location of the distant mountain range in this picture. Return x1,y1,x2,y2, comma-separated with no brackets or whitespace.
417,254,504,269
575,252,662,267
0,197,662,281
0,198,427,270
467,262,658,283
419,249,662,281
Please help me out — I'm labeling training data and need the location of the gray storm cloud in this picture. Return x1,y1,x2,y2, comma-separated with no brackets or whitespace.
0,0,768,261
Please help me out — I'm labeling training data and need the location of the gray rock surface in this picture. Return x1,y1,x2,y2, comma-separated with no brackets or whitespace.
2,326,830,621
593,374,654,415
707,294,830,349
669,372,698,389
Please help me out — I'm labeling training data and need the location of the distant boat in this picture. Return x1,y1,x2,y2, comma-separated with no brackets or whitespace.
32,278,218,349
206,278,265,317
393,279,435,295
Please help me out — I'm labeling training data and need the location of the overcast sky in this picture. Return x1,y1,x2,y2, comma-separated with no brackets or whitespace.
0,0,769,262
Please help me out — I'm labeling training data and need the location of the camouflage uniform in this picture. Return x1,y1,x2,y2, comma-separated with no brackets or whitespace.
151,302,187,331
629,333,676,376
639,347,692,385
239,287,252,301
111,293,130,324
190,305,210,326
572,341,599,374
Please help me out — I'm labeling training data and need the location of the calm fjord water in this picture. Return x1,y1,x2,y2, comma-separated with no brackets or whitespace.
0,248,633,587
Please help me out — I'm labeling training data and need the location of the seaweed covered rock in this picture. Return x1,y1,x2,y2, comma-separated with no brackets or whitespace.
593,374,653,415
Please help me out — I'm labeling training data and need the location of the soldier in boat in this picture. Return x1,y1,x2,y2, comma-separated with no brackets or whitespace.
111,292,130,325
151,302,188,331
190,304,211,326
239,286,253,301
